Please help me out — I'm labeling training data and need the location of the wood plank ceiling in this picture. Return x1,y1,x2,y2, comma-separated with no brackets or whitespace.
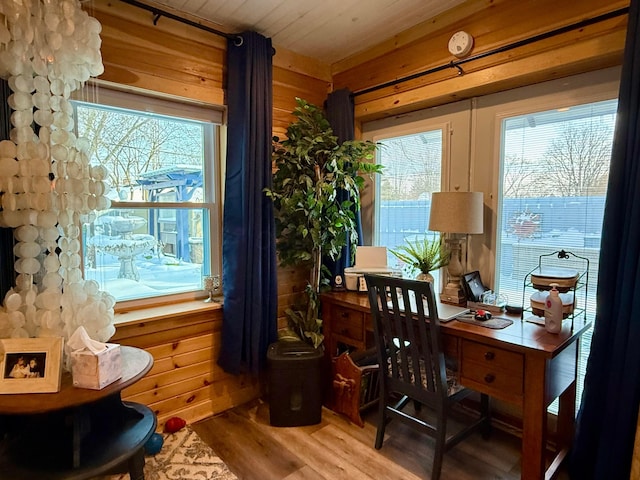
138,0,467,64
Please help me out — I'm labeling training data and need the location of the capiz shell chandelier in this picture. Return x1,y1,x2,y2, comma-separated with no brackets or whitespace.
0,0,115,346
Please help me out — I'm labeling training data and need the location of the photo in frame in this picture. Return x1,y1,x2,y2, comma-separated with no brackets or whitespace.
0,337,64,394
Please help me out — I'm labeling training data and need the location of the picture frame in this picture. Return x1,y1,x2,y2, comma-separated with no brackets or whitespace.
0,337,64,394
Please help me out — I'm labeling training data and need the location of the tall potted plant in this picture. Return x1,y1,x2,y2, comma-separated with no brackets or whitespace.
265,98,382,348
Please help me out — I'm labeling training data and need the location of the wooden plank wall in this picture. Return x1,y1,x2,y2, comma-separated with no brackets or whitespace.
110,304,260,428
332,0,629,122
84,0,330,427
80,0,629,429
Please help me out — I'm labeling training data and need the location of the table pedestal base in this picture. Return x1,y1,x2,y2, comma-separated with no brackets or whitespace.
0,398,156,480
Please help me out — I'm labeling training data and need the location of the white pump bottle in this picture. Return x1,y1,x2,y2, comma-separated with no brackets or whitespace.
544,283,563,334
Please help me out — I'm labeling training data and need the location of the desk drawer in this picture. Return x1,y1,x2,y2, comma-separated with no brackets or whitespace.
332,306,365,343
461,340,523,376
460,340,524,399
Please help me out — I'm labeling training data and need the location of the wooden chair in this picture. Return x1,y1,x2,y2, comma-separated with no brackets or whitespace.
365,274,491,480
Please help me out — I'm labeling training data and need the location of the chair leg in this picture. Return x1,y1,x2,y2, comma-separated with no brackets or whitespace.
374,392,388,449
431,416,447,480
480,393,492,439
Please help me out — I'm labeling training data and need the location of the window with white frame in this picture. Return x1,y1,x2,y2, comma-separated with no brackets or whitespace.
362,103,471,291
373,130,444,275
474,67,620,412
495,100,616,311
72,90,222,304
494,98,617,411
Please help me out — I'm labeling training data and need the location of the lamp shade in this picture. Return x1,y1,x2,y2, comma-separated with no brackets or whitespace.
428,191,484,234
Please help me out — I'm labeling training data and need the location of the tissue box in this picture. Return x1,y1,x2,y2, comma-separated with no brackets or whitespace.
71,343,122,390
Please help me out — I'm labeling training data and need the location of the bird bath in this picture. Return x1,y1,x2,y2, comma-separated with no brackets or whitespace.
89,214,156,281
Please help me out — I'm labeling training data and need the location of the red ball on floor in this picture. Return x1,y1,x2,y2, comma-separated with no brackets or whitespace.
164,416,186,433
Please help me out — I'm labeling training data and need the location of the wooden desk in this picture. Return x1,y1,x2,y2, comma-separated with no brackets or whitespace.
0,346,156,480
321,291,591,480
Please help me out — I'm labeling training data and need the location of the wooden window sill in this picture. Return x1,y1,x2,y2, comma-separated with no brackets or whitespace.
113,299,223,327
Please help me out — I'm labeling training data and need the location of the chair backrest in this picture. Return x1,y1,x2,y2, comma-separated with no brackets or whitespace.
365,274,449,404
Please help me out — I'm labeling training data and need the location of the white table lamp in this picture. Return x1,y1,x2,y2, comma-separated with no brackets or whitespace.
428,191,484,304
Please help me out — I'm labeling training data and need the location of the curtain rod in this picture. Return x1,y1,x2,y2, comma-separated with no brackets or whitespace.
353,6,630,98
118,0,244,45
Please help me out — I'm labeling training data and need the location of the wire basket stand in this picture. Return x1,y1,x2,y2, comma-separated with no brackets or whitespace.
521,249,589,329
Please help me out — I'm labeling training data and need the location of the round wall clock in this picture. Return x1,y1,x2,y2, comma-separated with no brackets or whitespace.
448,31,474,58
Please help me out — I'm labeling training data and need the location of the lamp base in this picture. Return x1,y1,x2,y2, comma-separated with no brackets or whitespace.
440,285,466,306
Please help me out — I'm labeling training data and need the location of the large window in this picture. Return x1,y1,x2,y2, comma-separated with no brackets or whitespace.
72,90,222,304
475,67,620,412
362,103,471,288
495,99,617,409
496,100,616,310
374,129,443,274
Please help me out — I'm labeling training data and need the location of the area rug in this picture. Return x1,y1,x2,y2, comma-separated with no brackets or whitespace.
101,426,237,480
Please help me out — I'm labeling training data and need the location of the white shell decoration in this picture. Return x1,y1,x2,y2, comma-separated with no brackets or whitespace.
0,1,115,350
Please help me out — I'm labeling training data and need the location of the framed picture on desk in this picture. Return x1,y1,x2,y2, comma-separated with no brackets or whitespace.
0,337,63,394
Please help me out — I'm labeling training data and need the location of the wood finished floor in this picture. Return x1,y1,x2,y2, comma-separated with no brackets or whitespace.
193,399,570,480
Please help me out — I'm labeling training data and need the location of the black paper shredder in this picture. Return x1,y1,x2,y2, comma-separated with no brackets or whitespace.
267,341,323,427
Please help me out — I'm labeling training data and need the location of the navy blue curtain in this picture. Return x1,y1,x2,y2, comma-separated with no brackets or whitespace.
218,31,278,375
570,1,640,478
324,89,363,286
0,79,15,299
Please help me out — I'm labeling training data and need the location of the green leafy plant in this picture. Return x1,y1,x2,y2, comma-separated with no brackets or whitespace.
265,98,382,348
390,234,451,277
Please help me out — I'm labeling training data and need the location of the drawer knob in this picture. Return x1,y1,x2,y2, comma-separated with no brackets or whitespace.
341,312,349,318
484,373,496,384
484,351,495,361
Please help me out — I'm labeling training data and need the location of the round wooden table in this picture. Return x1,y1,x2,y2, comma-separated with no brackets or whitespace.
0,346,156,480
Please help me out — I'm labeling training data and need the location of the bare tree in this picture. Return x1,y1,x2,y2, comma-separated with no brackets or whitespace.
378,141,414,200
379,134,441,200
502,154,542,198
543,123,612,196
76,106,203,196
408,136,441,199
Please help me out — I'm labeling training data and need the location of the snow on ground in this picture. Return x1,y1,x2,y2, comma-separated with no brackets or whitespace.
85,253,203,302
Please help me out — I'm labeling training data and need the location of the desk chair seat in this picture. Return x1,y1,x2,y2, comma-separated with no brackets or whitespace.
365,274,491,480
387,355,464,397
